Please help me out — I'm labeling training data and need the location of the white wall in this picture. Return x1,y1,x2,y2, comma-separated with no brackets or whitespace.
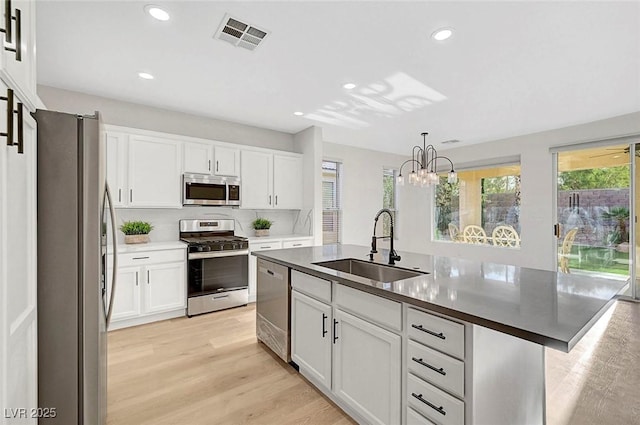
37,85,295,152
326,111,640,271
294,126,324,246
323,142,408,247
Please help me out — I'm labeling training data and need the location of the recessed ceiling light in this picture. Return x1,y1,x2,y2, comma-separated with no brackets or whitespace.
144,5,170,21
138,72,154,80
343,83,356,90
432,28,453,41
293,111,304,116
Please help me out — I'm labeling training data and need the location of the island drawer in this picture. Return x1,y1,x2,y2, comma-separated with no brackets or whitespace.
117,249,185,267
408,340,464,398
408,374,464,425
407,407,436,425
407,308,464,359
291,270,331,303
250,241,282,251
335,284,401,331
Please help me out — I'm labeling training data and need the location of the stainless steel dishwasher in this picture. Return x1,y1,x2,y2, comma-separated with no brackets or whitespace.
256,258,290,362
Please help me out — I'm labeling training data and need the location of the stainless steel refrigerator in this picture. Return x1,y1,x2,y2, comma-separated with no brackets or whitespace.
35,109,118,425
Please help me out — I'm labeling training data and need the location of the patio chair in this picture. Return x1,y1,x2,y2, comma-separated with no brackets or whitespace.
463,225,488,244
558,228,579,273
492,225,520,248
448,223,462,242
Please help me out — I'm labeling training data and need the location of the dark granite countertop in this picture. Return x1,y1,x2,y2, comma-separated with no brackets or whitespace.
253,244,629,352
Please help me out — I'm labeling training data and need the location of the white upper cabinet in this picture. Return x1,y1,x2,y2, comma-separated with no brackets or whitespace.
273,154,303,209
183,142,213,175
0,0,37,110
241,150,303,210
241,150,273,209
214,146,239,176
183,143,239,177
128,135,181,208
105,131,129,207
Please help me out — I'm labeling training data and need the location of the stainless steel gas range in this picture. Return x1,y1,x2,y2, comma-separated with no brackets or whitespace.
179,219,249,316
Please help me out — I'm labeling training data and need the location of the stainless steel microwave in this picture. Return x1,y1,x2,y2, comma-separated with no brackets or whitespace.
183,174,241,206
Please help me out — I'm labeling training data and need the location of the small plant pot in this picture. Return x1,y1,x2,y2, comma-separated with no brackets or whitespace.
254,229,270,237
125,234,149,244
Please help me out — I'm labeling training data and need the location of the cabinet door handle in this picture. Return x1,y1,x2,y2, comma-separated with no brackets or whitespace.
268,195,271,205
216,160,219,172
135,271,138,286
147,270,150,283
118,189,122,203
208,160,211,171
322,313,328,337
0,87,13,146
275,195,278,206
333,319,338,343
411,324,446,340
132,256,149,260
1,0,12,44
130,189,133,202
14,101,22,153
411,357,446,376
3,6,21,61
411,393,446,416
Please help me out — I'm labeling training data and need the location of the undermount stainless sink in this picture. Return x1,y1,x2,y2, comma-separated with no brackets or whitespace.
314,258,427,282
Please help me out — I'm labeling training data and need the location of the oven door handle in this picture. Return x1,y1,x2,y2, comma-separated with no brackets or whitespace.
188,249,249,260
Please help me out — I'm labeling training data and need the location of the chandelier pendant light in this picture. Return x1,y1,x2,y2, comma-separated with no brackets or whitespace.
397,132,457,187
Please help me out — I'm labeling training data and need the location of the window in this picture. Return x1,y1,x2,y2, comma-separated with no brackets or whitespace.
379,168,397,248
434,163,521,247
322,160,342,244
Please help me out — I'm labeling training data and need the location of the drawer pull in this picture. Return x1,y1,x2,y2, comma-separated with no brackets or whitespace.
411,393,446,416
322,313,328,337
212,294,229,300
260,246,271,249
412,324,446,340
267,269,274,276
132,256,149,260
1,0,12,44
412,357,446,376
1,87,13,146
293,243,302,247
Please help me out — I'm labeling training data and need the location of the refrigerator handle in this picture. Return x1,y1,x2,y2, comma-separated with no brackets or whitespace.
105,182,118,328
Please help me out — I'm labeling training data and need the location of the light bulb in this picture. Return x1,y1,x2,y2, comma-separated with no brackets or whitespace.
397,174,404,186
448,171,458,184
409,172,418,185
418,168,427,177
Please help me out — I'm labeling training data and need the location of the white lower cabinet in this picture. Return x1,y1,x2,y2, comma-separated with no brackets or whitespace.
110,266,141,321
145,262,186,313
291,290,332,389
290,272,401,425
107,249,186,329
333,308,401,425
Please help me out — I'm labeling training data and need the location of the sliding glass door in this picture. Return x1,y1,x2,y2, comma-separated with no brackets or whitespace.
555,145,631,285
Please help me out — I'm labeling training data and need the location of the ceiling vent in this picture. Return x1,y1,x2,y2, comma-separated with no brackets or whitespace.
214,14,268,51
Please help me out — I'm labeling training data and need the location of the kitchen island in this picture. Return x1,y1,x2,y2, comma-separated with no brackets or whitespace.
253,244,628,425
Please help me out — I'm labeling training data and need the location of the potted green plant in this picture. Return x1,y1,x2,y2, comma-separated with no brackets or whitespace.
252,217,272,237
120,221,153,244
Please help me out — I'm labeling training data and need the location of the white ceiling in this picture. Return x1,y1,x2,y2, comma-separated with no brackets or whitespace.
36,1,640,155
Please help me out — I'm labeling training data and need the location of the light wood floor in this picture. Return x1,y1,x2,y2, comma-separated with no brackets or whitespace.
107,304,355,425
108,301,640,425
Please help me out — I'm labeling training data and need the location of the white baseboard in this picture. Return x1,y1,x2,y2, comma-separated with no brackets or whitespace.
108,309,186,331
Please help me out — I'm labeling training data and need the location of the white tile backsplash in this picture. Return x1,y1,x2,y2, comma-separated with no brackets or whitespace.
114,207,313,244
